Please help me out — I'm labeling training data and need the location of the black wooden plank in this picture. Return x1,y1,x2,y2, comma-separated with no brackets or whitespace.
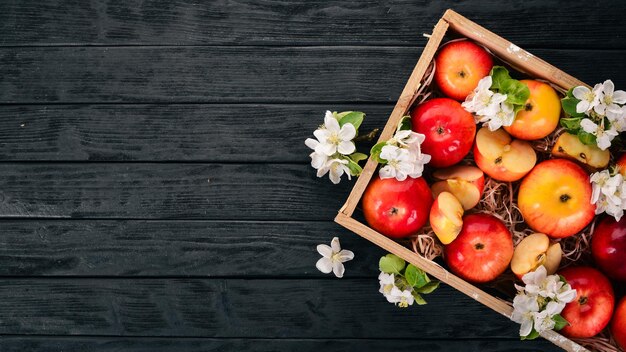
0,104,389,162
0,163,351,220
0,0,624,50
1,47,625,104
0,278,527,339
0,337,560,352
0,220,383,277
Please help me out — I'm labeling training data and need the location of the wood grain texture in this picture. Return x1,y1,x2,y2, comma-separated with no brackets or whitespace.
0,163,354,220
1,47,625,104
0,0,624,49
0,104,389,162
0,337,561,352
0,220,383,277
0,278,542,340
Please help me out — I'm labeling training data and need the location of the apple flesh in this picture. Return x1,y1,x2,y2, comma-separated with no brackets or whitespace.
510,233,562,279
362,176,433,239
411,98,476,168
431,165,484,210
430,192,464,245
434,40,494,101
552,132,609,170
503,80,561,140
473,127,537,182
444,213,514,283
612,297,626,350
591,216,626,281
518,159,595,238
559,266,614,338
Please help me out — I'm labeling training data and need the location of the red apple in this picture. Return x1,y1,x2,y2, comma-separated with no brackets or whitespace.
559,266,614,338
411,98,476,168
362,176,433,239
518,159,595,239
592,216,626,281
444,213,514,283
434,40,494,101
618,154,626,177
612,296,626,350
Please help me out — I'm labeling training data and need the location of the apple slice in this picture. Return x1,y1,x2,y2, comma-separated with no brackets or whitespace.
552,132,610,170
430,192,464,245
432,166,485,210
473,127,537,182
511,233,562,278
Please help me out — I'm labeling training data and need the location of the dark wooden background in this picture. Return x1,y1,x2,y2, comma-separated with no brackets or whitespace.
1,1,625,351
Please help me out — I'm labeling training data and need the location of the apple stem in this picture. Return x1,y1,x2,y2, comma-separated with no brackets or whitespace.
354,128,380,142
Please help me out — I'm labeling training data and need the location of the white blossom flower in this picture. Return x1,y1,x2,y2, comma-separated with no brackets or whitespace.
595,80,626,115
316,237,354,278
607,105,626,132
533,308,556,333
407,145,431,179
580,118,618,150
590,171,626,221
312,111,357,156
327,158,351,184
388,129,423,148
379,145,414,181
511,293,540,337
522,265,550,297
572,83,603,114
481,102,516,131
590,170,613,204
554,283,577,307
462,76,508,118
307,151,331,178
388,286,414,308
378,272,396,300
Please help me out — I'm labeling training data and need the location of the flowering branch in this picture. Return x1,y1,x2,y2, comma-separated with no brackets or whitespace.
378,254,439,307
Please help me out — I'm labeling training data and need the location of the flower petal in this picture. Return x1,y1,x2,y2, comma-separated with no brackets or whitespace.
337,249,354,262
316,257,333,274
330,237,341,252
317,244,333,257
317,142,337,156
576,100,590,114
337,140,356,155
332,261,345,278
324,113,340,132
580,118,597,134
305,138,319,150
613,90,626,104
379,165,394,179
604,80,615,95
572,86,590,100
520,317,534,337
339,123,356,141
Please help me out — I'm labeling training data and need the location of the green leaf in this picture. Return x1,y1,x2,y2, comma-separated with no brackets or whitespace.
349,152,368,163
414,280,440,294
553,314,570,331
559,117,582,132
370,141,388,164
561,97,584,118
405,264,429,289
577,130,597,146
346,158,363,177
379,254,406,275
502,79,530,106
566,87,575,98
489,66,511,91
338,111,365,130
521,328,540,340
411,291,427,305
398,115,412,131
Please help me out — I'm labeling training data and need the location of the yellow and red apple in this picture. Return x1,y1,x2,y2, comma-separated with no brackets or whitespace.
503,80,561,140
552,132,610,170
362,176,433,239
473,127,537,182
430,192,464,245
510,233,562,279
444,213,514,283
411,98,476,168
518,159,595,238
559,266,615,338
431,165,484,210
434,40,494,101
617,154,626,177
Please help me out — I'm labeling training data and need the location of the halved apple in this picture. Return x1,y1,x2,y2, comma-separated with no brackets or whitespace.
431,165,485,210
552,132,610,170
430,192,464,245
511,233,562,278
473,127,537,182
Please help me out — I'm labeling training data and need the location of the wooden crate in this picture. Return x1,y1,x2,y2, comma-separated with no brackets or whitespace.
335,9,592,352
